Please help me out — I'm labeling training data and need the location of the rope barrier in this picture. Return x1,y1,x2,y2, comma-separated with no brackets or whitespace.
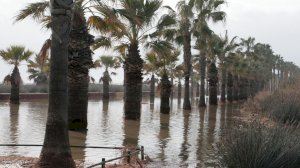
0,144,124,150
0,144,145,168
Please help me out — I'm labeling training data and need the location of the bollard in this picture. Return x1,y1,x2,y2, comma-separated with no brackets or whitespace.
141,146,145,160
101,158,105,168
127,151,131,163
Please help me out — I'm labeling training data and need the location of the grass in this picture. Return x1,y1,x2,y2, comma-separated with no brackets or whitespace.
219,122,300,168
260,89,300,124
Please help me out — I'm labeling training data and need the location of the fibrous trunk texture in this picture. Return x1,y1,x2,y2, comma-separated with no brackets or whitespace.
227,72,233,102
68,8,94,131
37,0,75,167
160,73,172,114
208,62,218,105
102,70,110,100
183,31,191,110
196,82,200,98
233,75,239,101
150,74,155,104
199,53,206,107
220,66,226,103
10,66,20,104
124,43,143,120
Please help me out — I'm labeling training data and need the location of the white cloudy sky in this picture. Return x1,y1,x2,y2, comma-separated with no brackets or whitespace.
0,0,300,84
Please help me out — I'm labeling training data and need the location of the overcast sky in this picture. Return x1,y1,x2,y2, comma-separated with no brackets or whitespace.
0,0,300,84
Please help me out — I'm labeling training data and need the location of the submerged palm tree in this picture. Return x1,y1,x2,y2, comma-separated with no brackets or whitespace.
94,56,120,100
144,53,160,104
193,0,226,106
37,0,76,167
218,32,238,103
16,0,96,130
146,40,179,114
174,64,185,100
0,45,33,104
91,0,163,119
175,0,194,110
27,43,50,85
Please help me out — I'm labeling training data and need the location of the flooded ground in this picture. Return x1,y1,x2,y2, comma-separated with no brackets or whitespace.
0,96,241,167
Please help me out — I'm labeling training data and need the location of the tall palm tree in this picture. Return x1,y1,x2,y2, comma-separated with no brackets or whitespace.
218,32,238,103
145,40,178,114
16,0,98,130
94,56,120,100
176,0,194,110
193,0,226,106
36,0,75,167
144,53,160,104
0,45,33,104
27,47,50,85
91,0,163,119
174,64,185,100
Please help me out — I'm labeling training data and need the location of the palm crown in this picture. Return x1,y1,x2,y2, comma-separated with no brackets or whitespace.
0,45,33,66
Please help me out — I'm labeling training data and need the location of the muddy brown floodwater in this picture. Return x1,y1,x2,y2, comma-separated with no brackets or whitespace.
0,96,241,167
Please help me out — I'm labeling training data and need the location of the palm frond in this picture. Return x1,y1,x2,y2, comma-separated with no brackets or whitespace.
15,1,49,22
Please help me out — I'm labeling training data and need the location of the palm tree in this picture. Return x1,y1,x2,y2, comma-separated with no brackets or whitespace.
146,40,179,114
176,0,194,110
174,65,185,100
27,48,50,85
16,0,99,130
144,53,160,104
0,45,33,104
94,56,120,100
36,0,75,167
91,0,163,119
218,32,238,103
193,0,226,106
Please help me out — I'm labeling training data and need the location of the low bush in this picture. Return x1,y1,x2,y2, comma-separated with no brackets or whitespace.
219,122,300,168
260,89,300,124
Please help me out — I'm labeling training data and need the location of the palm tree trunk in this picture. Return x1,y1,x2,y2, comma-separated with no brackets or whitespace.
178,79,182,100
208,62,218,105
220,66,226,103
227,72,233,102
150,74,155,104
37,0,75,167
199,53,206,107
10,66,20,104
68,10,94,131
124,42,143,120
183,32,191,110
171,77,174,99
239,77,246,100
190,71,194,99
196,82,200,98
233,74,239,101
68,78,88,130
102,70,110,100
160,73,172,114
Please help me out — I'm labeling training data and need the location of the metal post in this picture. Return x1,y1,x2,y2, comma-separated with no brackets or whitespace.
101,158,105,168
141,146,145,160
127,151,131,163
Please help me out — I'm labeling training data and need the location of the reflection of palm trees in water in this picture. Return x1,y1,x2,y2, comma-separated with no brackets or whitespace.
177,97,181,109
9,104,19,155
179,110,191,163
100,100,109,130
196,107,207,167
123,120,140,147
158,113,170,163
196,106,217,167
69,131,87,161
196,105,228,167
